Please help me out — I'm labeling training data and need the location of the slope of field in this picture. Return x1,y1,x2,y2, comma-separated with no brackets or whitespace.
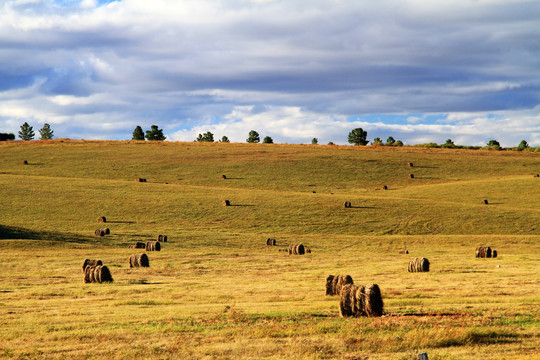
0,140,539,359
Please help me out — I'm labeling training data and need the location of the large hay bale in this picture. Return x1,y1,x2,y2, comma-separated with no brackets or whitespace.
82,259,102,271
325,275,335,295
146,241,161,251
364,284,384,317
130,253,149,268
97,265,114,283
157,234,168,242
329,274,353,296
339,284,355,317
353,285,366,317
296,244,305,255
222,200,231,206
408,257,430,272
97,216,107,223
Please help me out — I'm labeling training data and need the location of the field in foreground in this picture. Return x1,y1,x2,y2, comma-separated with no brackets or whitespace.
0,140,539,359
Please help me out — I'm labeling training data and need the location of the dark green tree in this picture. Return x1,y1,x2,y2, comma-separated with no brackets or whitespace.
487,139,500,147
518,140,529,151
311,138,318,145
246,130,260,143
263,136,273,144
0,133,15,141
372,137,383,145
18,122,35,141
132,126,145,140
347,128,368,146
219,136,230,143
394,140,404,147
38,123,54,140
145,125,166,141
196,132,214,142
386,136,395,146
442,139,455,148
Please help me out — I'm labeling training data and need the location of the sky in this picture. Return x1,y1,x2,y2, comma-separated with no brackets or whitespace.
0,0,539,146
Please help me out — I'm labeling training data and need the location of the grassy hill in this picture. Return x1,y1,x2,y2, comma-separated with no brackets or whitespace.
0,140,539,359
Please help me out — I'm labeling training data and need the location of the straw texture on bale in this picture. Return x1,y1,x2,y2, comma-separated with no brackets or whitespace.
288,243,305,255
408,257,430,272
94,229,105,237
157,235,168,242
82,259,102,271
344,201,352,208
339,283,383,317
327,274,353,296
84,265,113,283
266,238,276,246
129,253,149,268
146,241,161,251
476,246,493,258
408,173,415,179
97,216,106,223
222,200,231,206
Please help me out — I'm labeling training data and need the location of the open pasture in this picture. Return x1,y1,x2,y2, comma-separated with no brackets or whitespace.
1,140,539,359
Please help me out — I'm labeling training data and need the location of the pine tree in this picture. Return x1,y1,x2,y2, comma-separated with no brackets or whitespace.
132,126,145,140
39,123,54,140
18,122,35,141
145,125,166,141
246,130,260,143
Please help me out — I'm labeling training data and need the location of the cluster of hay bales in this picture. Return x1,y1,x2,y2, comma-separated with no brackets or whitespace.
222,200,231,206
94,229,109,237
129,253,149,268
157,234,168,242
339,284,383,317
128,242,146,249
84,265,114,283
82,259,102,270
408,257,430,272
288,243,305,255
266,238,276,246
344,201,352,208
97,216,107,223
476,246,497,258
146,241,161,251
135,178,147,182
326,275,353,296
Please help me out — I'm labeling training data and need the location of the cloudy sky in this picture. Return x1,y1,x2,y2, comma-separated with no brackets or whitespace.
1,0,539,146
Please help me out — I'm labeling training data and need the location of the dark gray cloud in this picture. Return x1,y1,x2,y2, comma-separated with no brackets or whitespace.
0,0,538,145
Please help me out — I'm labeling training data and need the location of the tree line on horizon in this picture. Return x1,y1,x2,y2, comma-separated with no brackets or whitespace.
0,123,536,152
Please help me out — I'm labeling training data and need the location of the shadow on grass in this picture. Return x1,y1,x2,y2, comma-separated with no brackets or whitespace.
229,204,256,207
0,225,96,244
107,220,136,224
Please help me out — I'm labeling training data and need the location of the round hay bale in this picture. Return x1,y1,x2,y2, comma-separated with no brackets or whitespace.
364,284,384,317
339,284,355,317
83,265,93,283
103,228,110,235
135,178,147,182
136,242,145,249
129,254,138,268
22,160,28,165
408,173,414,179
485,247,492,258
288,244,295,255
296,243,305,255
139,253,149,267
483,199,489,205
222,200,231,206
98,265,114,283
325,275,335,295
353,285,366,317
408,257,429,272
382,185,388,190
344,201,352,208
82,259,102,271
146,241,161,251
407,162,413,167
305,248,311,253
221,174,227,179
157,235,167,242
534,174,539,178
97,216,107,223
492,250,497,258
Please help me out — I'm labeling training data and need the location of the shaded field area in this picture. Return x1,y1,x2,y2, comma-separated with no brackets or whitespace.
0,140,539,359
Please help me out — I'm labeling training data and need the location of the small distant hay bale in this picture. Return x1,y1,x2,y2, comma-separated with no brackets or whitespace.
483,199,489,205
130,253,149,268
135,178,147,182
328,274,353,296
82,259,102,272
339,283,384,317
492,250,498,258
344,201,352,208
305,248,311,253
221,174,227,179
157,234,168,242
94,229,105,237
288,243,305,255
222,200,231,206
408,173,414,179
128,242,146,249
476,246,492,258
266,238,276,246
398,250,409,254
408,257,430,272
407,162,413,167
146,241,161,251
382,185,388,190
103,228,110,235
84,265,113,283
534,174,539,178
97,216,107,223
22,160,28,165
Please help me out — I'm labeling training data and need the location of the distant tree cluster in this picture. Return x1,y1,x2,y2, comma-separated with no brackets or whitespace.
132,125,166,141
15,122,55,141
0,133,15,141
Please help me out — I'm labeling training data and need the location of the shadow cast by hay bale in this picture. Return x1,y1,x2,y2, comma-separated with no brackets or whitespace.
0,225,96,244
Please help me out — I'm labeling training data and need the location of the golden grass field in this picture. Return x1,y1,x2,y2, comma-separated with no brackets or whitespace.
0,140,539,359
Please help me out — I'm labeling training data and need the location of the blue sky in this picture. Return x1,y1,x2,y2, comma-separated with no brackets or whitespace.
0,0,539,146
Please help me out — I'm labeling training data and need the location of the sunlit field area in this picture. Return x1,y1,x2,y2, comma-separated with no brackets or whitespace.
1,140,539,359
